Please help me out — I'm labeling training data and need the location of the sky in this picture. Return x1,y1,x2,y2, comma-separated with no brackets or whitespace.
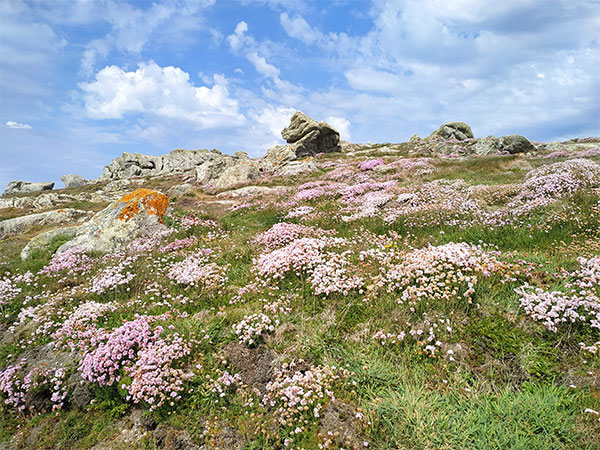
0,0,599,188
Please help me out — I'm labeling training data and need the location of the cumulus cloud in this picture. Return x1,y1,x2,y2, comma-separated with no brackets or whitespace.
251,106,295,138
5,121,32,129
68,0,216,74
79,61,245,128
326,116,351,141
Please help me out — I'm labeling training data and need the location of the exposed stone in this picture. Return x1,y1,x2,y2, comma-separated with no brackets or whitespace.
0,209,89,239
100,152,162,180
432,122,474,141
166,183,193,198
61,174,89,188
281,111,340,157
214,163,260,189
274,159,318,176
472,136,499,156
194,155,238,185
497,134,536,154
21,226,81,260
3,181,54,196
56,189,169,254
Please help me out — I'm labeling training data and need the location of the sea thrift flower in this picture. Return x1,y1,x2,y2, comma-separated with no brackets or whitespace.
124,333,192,410
359,159,384,171
233,313,279,346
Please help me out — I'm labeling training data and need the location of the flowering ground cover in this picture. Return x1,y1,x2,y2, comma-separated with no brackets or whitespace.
1,148,599,449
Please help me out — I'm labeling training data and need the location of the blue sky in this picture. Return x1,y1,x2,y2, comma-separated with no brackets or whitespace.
1,0,599,188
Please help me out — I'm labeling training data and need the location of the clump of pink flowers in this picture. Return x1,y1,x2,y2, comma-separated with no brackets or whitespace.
124,332,192,410
166,249,226,290
160,236,199,253
79,315,164,386
263,362,347,431
0,360,69,413
380,242,501,306
359,158,384,171
233,313,279,346
517,256,600,333
254,223,333,251
40,245,94,275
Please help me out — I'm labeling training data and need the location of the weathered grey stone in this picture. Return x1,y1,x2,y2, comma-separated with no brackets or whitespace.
281,111,340,157
282,111,320,143
21,226,81,260
472,137,499,156
61,174,89,188
194,156,237,185
497,134,536,154
0,209,89,239
432,122,474,141
56,189,169,255
274,159,318,176
3,181,54,196
214,163,260,189
166,183,193,198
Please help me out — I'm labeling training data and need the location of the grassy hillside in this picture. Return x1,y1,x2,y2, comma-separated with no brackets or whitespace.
1,149,599,449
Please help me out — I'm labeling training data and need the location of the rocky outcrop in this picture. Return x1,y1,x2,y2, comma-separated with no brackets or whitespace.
21,226,81,260
213,162,260,189
497,134,536,154
100,149,245,182
281,111,340,158
3,181,54,196
0,209,89,239
56,188,169,254
431,122,474,141
166,183,193,198
61,174,89,188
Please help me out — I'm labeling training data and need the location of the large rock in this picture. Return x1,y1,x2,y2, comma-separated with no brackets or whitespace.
3,181,54,196
99,148,246,183
432,122,474,141
21,226,81,260
281,111,340,158
497,134,536,154
214,163,260,189
56,188,169,254
61,174,89,188
166,183,193,198
0,209,89,239
194,154,238,185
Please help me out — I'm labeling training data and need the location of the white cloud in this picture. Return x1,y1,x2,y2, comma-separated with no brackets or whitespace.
227,21,251,52
247,52,281,79
251,106,295,138
345,68,403,93
326,116,351,141
5,121,32,129
70,0,215,74
79,61,245,128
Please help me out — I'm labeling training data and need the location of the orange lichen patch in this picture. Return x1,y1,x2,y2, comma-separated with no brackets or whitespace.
114,188,169,222
57,209,65,213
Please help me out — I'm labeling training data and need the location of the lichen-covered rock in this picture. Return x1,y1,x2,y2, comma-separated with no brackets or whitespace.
432,122,474,141
214,163,260,189
281,111,340,157
21,226,81,260
166,183,193,198
0,209,89,239
61,174,89,188
3,181,54,196
56,188,169,254
497,134,536,154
